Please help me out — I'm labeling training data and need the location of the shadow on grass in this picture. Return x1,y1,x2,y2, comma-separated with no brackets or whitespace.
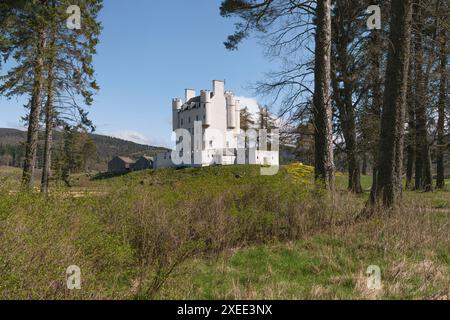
92,171,131,181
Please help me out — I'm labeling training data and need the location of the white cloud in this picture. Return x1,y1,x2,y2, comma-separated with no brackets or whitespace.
108,130,152,145
236,96,283,128
235,96,260,116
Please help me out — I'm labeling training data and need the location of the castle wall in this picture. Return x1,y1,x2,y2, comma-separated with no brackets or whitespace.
163,80,278,169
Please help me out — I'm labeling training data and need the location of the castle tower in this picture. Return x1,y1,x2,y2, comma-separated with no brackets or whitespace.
201,90,212,127
226,93,236,129
172,98,182,131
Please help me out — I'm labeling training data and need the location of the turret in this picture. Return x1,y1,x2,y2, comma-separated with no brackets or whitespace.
226,94,236,129
172,98,182,131
201,90,212,127
235,99,241,131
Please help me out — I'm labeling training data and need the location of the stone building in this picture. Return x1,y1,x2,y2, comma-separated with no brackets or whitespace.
154,80,279,168
132,156,154,171
108,156,135,173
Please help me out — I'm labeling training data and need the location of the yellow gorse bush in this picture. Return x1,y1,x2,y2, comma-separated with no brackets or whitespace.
287,163,314,185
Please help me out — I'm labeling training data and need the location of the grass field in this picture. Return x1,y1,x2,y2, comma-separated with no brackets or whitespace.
0,165,448,299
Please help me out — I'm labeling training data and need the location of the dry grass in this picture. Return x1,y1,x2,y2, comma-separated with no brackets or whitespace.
0,165,448,299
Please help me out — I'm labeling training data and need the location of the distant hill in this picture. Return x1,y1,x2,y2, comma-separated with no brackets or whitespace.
0,128,169,170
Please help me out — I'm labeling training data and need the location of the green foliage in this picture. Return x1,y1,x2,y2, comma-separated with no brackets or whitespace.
0,0,103,128
52,126,97,185
0,128,166,170
0,165,448,299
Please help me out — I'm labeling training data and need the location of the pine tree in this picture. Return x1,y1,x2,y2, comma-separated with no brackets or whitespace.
0,2,50,189
313,0,335,191
330,0,367,193
53,125,96,186
240,106,255,131
221,0,335,191
257,105,276,131
0,1,102,192
40,0,102,192
413,0,433,192
436,9,448,189
369,0,413,210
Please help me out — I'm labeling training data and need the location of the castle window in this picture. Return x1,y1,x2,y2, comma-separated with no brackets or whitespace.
188,117,191,123
196,115,199,121
209,140,213,148
181,118,184,125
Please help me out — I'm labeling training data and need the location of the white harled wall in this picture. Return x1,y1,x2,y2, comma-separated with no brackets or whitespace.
156,80,278,168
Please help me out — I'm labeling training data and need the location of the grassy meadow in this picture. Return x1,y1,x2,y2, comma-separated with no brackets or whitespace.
0,165,448,299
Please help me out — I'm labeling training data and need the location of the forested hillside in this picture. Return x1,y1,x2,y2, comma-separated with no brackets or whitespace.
0,128,168,170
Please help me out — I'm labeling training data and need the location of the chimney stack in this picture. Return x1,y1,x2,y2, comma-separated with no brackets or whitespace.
212,80,224,96
185,89,196,102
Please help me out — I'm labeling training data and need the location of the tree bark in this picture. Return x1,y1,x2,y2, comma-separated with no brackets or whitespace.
413,0,433,191
313,0,335,192
22,30,46,190
436,21,448,189
40,5,56,193
368,30,383,197
369,0,412,209
362,152,368,176
405,46,416,189
40,58,55,193
331,1,362,193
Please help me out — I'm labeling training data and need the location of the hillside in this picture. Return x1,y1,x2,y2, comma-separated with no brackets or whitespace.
0,128,169,169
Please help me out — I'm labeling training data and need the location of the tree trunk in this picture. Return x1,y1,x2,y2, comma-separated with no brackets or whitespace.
370,0,412,209
368,30,383,197
394,67,407,199
413,0,433,192
406,52,415,189
40,59,55,193
22,30,46,190
362,152,368,176
341,69,361,193
333,81,362,193
313,0,335,192
40,0,57,193
330,0,362,193
436,22,448,189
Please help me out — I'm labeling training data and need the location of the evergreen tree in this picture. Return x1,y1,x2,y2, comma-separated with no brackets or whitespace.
257,105,276,131
53,125,96,186
413,0,433,192
239,106,255,131
40,0,102,192
330,0,367,193
221,0,335,190
0,2,49,189
313,0,335,191
435,5,448,189
368,0,413,210
0,1,102,191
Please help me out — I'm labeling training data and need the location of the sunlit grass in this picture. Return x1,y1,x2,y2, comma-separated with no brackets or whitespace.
0,165,448,299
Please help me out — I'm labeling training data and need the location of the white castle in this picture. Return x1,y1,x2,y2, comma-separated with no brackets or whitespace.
154,80,279,169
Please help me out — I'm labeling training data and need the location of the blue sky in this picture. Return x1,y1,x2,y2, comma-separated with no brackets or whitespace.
0,0,280,147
